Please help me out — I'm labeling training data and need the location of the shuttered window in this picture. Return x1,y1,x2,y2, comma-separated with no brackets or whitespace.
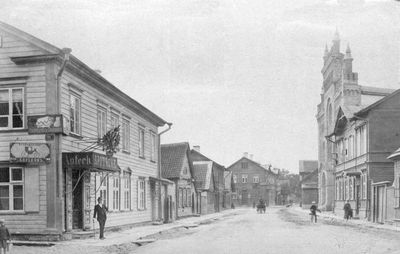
138,179,146,210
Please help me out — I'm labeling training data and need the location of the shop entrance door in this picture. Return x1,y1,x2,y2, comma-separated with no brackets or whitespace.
72,170,83,229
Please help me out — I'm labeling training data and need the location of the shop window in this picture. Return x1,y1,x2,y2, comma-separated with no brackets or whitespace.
122,118,130,152
98,173,108,207
112,176,120,211
0,88,24,130
69,93,81,135
0,167,23,211
138,126,145,158
138,178,146,210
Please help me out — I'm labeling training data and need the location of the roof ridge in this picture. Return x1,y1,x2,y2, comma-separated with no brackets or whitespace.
161,142,189,147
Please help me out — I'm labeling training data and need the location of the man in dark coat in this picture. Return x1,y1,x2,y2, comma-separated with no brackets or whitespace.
310,201,321,223
93,197,108,240
0,219,10,253
343,201,352,221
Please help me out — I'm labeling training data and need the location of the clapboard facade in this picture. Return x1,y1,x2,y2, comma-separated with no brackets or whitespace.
0,22,169,240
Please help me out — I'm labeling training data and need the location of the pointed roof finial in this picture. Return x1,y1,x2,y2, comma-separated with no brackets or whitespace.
333,27,340,41
345,43,352,59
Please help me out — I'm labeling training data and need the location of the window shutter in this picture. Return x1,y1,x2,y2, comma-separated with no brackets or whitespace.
144,180,147,210
25,167,39,212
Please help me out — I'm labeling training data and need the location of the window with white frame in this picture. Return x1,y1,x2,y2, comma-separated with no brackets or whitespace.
138,126,145,158
0,167,24,211
138,178,146,210
348,135,354,159
112,175,120,210
362,173,367,199
69,93,81,135
0,88,24,130
349,177,354,200
242,174,248,183
233,174,237,183
97,106,107,138
122,172,131,210
253,175,259,183
184,188,187,207
188,189,192,207
150,132,156,161
121,118,130,152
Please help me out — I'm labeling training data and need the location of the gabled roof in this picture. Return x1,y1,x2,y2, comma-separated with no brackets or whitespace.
328,105,363,137
190,149,225,170
192,161,213,190
227,156,277,176
0,21,168,127
388,147,400,160
161,142,191,179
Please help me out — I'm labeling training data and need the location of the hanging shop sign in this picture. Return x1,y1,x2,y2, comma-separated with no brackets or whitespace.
10,143,51,163
28,114,66,134
62,152,119,172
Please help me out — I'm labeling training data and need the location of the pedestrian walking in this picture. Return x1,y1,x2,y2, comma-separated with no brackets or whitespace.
343,201,352,221
0,219,10,254
93,197,108,240
309,201,321,223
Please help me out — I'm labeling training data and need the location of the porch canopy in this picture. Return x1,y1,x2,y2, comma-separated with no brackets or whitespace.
62,152,120,172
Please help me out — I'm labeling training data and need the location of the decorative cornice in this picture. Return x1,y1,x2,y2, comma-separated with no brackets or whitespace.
10,54,61,65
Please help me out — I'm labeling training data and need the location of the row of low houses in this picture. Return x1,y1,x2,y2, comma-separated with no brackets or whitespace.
315,31,400,225
0,21,241,241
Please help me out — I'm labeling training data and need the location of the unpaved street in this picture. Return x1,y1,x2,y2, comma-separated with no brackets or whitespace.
136,208,400,254
11,207,400,254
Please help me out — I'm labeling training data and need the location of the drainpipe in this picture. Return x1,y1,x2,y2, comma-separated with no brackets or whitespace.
157,122,172,221
56,48,71,232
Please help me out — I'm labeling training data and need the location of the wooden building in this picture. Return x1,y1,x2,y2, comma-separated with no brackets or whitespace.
161,142,197,219
329,89,400,222
0,21,171,240
227,154,276,207
190,146,225,214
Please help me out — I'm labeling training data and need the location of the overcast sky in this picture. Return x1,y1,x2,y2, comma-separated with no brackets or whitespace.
2,0,399,172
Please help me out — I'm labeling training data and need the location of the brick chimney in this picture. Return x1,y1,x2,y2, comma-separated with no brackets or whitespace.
193,146,200,153
243,152,248,158
249,154,254,160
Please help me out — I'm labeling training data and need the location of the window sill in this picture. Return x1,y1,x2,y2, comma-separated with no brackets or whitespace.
137,208,146,211
0,211,27,215
0,128,28,133
150,160,156,163
69,133,83,139
139,156,146,160
122,150,131,155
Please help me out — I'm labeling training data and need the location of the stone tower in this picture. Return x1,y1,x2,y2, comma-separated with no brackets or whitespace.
316,30,359,211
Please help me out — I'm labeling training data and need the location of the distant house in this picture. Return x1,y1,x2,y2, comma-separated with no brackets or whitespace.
190,146,225,214
227,154,276,207
299,160,318,209
161,142,197,219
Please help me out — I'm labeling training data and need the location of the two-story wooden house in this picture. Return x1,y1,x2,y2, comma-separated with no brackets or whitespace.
329,89,400,222
0,21,171,240
161,142,197,218
227,154,276,207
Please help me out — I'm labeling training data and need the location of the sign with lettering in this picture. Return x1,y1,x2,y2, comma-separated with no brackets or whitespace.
28,114,64,134
10,143,51,163
62,152,119,172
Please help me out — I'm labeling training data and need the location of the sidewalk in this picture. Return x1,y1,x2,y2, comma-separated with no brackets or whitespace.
48,208,243,248
291,206,400,232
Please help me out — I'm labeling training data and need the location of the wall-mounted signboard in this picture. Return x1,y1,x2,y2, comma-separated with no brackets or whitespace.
62,152,119,172
10,143,51,163
28,114,69,134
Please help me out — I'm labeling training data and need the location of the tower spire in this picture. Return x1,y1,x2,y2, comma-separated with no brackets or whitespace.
345,43,352,59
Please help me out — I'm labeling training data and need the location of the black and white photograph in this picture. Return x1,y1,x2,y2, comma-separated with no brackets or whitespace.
0,0,400,253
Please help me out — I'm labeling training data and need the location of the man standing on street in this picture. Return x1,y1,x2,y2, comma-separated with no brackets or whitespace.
93,197,108,240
